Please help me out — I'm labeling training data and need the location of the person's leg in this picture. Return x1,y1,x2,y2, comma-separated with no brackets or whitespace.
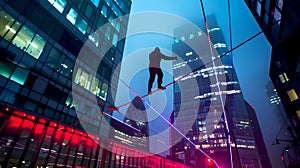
148,68,156,93
157,68,165,90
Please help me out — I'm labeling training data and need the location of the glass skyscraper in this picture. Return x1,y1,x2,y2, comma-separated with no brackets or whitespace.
0,0,189,167
244,0,300,156
171,14,269,168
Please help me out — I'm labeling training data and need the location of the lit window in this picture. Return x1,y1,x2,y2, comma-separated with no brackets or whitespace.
100,83,108,100
26,34,46,59
4,21,21,41
210,27,220,32
101,5,108,18
74,68,104,98
90,0,100,7
105,26,111,40
189,34,194,39
12,26,34,50
296,110,300,120
11,26,45,59
213,43,226,48
256,1,261,16
274,8,281,25
91,77,101,96
277,0,283,10
115,22,121,32
287,89,298,101
74,68,90,90
66,8,78,25
0,61,14,78
111,3,122,17
74,68,82,84
89,32,100,47
10,67,29,85
81,70,90,90
49,0,67,13
0,10,16,38
185,52,193,56
279,73,289,83
114,0,125,10
112,33,118,47
75,18,87,34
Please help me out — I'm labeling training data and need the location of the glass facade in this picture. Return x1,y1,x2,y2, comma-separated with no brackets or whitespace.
244,0,300,158
0,0,190,167
0,0,130,130
171,15,266,167
0,11,46,59
0,0,191,167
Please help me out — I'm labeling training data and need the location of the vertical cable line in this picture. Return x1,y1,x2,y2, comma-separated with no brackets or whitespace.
226,1,242,167
200,0,233,167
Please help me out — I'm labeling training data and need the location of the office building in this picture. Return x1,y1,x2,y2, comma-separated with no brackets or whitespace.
171,14,268,168
244,0,300,150
0,0,189,167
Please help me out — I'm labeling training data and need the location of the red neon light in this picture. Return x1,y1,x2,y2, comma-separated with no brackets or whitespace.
13,110,26,117
50,121,57,127
54,129,64,143
71,134,80,146
34,124,45,136
26,114,36,121
46,127,55,136
66,127,74,133
58,124,65,130
86,138,94,147
22,120,34,130
74,130,81,135
7,116,23,128
39,118,46,124
5,116,23,136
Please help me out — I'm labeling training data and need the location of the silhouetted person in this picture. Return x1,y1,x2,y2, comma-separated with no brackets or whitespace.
148,47,177,94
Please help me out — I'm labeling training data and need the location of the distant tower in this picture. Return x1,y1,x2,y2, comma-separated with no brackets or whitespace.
110,96,149,151
245,101,272,168
124,96,149,137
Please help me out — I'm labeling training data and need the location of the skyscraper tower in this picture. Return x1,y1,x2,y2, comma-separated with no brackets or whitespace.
171,14,267,168
244,0,300,150
266,81,287,124
0,0,177,167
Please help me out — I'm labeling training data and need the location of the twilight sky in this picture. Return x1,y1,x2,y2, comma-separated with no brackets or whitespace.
115,0,289,167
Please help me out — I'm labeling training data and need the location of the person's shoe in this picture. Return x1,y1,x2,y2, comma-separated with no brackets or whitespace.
158,86,166,90
148,91,152,95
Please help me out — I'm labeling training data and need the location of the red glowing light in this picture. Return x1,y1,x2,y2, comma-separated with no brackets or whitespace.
5,107,10,111
14,110,26,117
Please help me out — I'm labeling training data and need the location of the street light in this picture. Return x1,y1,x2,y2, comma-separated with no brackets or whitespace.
207,158,214,168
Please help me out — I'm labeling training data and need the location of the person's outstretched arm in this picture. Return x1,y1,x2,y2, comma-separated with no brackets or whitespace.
160,53,177,61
